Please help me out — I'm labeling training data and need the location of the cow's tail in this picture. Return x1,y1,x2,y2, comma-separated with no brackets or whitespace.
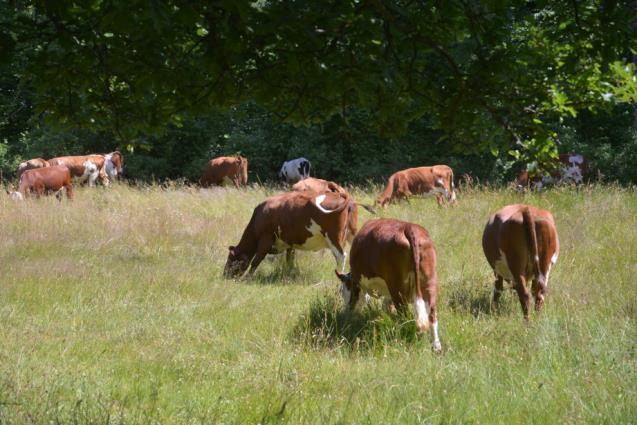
522,207,541,284
376,175,395,207
406,225,429,331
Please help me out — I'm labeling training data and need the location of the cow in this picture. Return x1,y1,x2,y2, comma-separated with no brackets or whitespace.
515,153,589,191
335,218,441,352
376,165,457,208
48,155,109,187
279,157,311,184
104,151,124,181
292,177,377,215
200,155,248,187
16,158,50,179
224,190,355,278
482,204,559,321
7,165,73,201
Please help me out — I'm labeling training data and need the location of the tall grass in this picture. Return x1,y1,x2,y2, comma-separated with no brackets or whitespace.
0,183,635,424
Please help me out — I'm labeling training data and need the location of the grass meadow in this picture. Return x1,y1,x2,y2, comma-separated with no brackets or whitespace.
0,183,636,424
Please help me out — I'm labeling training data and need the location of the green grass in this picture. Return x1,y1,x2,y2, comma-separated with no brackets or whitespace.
1,183,636,424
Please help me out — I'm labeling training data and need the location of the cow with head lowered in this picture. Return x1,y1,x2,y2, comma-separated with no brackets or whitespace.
482,204,559,320
7,165,73,201
335,218,441,352
279,157,311,184
376,165,457,208
224,190,356,278
48,155,109,187
200,155,248,188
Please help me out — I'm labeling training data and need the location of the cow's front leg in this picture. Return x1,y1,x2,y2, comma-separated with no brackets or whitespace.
247,235,275,277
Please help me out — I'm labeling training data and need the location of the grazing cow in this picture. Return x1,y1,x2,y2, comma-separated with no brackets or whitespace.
224,190,355,278
48,155,109,187
200,155,248,187
279,157,311,184
335,218,441,351
376,165,457,208
292,177,377,215
7,165,73,200
515,153,589,190
104,151,124,181
16,158,50,179
482,204,559,320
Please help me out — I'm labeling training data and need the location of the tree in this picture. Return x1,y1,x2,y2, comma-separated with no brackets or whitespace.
4,0,637,161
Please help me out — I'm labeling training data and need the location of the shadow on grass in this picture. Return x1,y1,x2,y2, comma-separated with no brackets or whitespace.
290,292,426,352
445,277,514,318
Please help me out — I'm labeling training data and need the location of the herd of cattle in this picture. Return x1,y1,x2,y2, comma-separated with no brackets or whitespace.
7,151,577,352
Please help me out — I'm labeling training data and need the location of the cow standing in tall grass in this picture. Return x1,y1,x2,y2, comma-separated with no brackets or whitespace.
7,165,73,201
376,165,457,208
482,204,559,320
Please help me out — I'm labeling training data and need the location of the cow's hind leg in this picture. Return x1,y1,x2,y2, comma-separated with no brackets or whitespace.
285,248,296,269
65,183,73,200
532,277,547,313
513,275,531,321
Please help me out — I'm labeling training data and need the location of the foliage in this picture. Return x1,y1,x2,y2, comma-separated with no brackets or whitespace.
3,0,636,160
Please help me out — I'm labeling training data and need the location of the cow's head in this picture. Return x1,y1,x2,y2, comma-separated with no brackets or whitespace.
224,246,250,278
111,151,124,176
335,270,363,311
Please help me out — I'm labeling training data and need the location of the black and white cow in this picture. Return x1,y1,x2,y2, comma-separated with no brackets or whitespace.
279,157,311,184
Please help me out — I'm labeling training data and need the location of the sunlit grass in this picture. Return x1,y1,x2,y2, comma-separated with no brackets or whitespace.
0,183,635,423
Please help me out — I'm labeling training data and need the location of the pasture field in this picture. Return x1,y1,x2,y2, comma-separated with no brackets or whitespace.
0,183,636,424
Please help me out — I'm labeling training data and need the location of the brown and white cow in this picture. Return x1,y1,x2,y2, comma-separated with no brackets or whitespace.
200,156,248,188
16,158,50,179
376,165,457,208
482,204,559,320
48,155,109,187
224,190,356,278
104,151,124,181
7,165,73,201
515,153,589,190
335,218,441,351
292,177,377,215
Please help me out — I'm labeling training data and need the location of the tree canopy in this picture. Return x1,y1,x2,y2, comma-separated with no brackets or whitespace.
2,0,637,162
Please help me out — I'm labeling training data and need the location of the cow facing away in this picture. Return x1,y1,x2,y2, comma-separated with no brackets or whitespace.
104,151,124,181
48,155,109,187
16,158,50,179
224,190,355,278
279,157,311,184
200,156,248,187
515,153,589,190
335,218,441,352
376,165,457,208
7,165,73,201
482,204,559,320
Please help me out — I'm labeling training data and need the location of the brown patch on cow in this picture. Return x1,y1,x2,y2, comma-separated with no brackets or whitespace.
224,190,354,278
482,204,559,320
200,156,248,188
376,165,456,208
9,165,73,200
335,218,441,351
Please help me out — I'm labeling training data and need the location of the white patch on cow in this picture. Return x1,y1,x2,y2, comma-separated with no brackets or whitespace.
551,252,559,264
450,189,457,202
432,321,441,352
10,191,23,201
299,219,328,251
360,276,390,299
414,298,429,330
494,250,514,281
569,154,584,165
314,194,337,213
82,160,99,187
